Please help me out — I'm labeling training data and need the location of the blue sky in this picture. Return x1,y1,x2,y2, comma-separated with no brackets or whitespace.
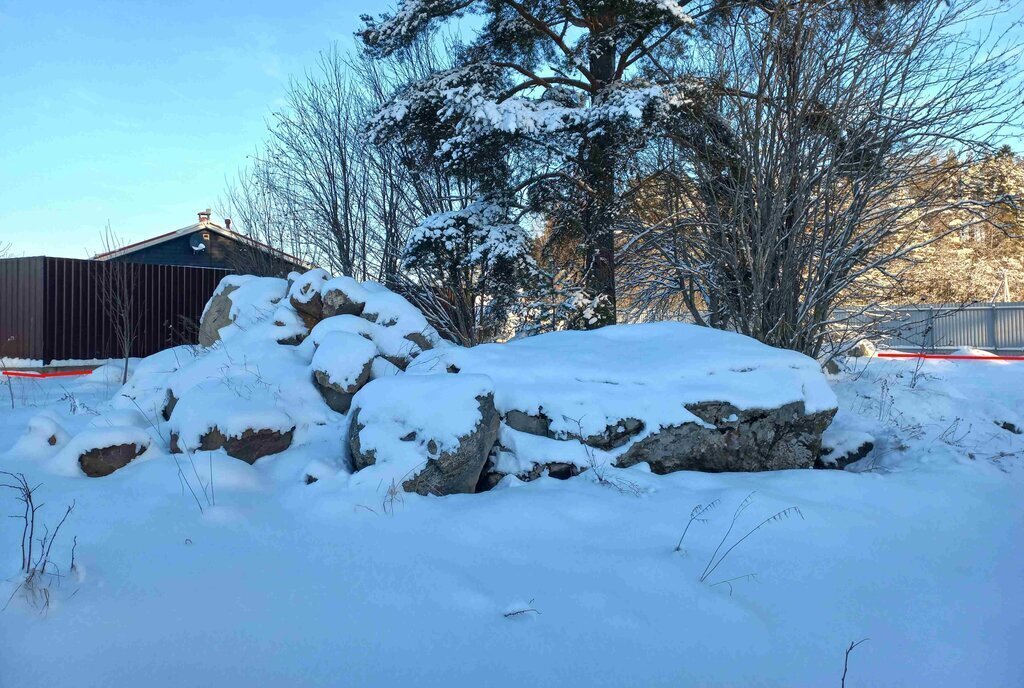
2,2,1021,259
0,0,370,258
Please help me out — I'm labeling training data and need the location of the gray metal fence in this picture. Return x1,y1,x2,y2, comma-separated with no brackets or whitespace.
853,303,1024,352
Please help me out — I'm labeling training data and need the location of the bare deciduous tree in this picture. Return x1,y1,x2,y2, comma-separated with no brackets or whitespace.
96,226,142,384
221,157,309,277
264,46,377,279
619,0,1023,357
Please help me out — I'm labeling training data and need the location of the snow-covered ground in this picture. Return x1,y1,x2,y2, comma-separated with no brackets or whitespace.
0,354,1021,687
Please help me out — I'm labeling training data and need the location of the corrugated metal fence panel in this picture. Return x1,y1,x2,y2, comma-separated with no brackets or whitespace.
881,310,929,349
932,307,989,349
994,306,1024,350
845,303,1024,352
1,257,229,363
0,257,46,360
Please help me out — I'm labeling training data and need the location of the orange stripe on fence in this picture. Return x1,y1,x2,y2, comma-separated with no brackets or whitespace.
1,370,95,378
877,352,1024,361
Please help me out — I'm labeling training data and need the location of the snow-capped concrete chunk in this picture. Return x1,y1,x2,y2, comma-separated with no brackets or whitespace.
409,323,838,475
478,425,593,490
297,306,440,373
845,339,877,358
616,400,834,473
289,268,331,328
67,426,151,477
320,276,368,318
270,303,309,345
176,426,294,464
310,331,378,413
199,275,289,346
168,380,296,463
198,281,240,347
348,374,499,495
817,424,876,470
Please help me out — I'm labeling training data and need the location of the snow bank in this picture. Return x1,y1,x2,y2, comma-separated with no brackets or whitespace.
2,323,1021,686
78,270,836,485
410,322,836,445
3,410,70,459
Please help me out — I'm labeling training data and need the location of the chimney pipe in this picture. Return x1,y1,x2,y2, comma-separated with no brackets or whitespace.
225,217,232,231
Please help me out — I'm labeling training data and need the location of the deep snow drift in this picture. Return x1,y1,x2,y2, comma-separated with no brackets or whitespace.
0,313,1022,685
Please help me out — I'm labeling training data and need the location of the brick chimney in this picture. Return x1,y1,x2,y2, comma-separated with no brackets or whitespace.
198,208,211,225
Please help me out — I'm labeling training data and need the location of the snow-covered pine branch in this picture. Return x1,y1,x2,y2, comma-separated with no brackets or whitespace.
360,0,709,327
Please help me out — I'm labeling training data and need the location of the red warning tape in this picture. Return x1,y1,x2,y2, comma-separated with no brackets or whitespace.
877,352,1024,361
1,369,94,378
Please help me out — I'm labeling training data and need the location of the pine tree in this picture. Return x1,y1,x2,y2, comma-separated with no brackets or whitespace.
358,0,700,327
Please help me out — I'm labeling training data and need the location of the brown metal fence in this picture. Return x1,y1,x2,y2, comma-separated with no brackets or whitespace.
0,257,230,363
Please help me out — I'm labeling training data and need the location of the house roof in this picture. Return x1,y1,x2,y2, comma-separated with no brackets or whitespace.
92,217,314,270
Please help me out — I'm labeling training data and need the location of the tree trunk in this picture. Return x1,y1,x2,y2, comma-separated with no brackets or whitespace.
583,22,618,328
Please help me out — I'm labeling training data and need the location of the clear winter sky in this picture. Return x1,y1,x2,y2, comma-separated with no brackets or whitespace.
0,0,370,258
2,2,1022,259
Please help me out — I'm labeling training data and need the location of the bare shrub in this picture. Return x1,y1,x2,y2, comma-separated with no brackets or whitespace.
95,225,143,385
1,472,76,613
674,500,721,554
841,638,870,688
677,492,804,594
503,599,541,619
1,335,16,409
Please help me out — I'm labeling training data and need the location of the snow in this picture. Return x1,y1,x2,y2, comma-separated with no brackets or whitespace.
0,332,1022,685
4,410,69,460
371,64,697,169
825,355,1024,470
298,312,426,366
410,322,837,444
355,282,433,336
299,313,378,350
640,0,696,24
312,277,445,357
820,425,875,465
951,346,1004,358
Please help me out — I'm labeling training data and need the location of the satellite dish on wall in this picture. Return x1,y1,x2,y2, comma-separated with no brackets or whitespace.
190,233,207,252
